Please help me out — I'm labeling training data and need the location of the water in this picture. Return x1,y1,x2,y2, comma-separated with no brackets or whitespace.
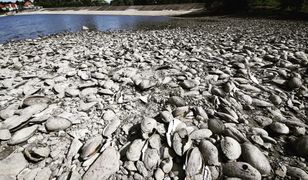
0,14,169,43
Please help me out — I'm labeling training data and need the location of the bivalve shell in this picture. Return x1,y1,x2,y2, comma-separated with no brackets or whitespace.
241,143,271,175
221,136,241,161
269,122,289,135
199,140,219,166
287,166,308,179
143,148,160,171
252,99,273,107
286,77,302,90
185,147,203,177
172,129,192,156
168,96,186,107
180,80,196,89
208,119,225,134
8,125,38,145
23,96,50,107
80,135,103,160
103,118,120,137
160,111,173,123
190,129,212,140
83,146,120,180
223,162,262,180
126,139,145,161
141,117,157,134
161,158,173,173
45,117,72,131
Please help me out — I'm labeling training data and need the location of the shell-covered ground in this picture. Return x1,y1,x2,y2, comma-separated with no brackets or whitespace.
0,17,308,180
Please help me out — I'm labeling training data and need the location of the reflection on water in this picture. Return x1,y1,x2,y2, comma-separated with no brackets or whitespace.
0,14,169,43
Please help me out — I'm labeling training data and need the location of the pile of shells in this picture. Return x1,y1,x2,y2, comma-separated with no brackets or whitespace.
0,16,308,180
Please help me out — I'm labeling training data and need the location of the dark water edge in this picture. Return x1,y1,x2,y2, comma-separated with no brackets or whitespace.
0,14,170,44
177,7,308,21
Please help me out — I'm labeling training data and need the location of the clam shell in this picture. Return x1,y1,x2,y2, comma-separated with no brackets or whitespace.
222,162,261,180
141,117,157,134
287,166,308,179
236,92,252,106
224,125,248,143
180,79,196,90
20,103,48,117
80,135,103,160
0,129,11,140
24,144,50,162
269,94,282,105
194,106,209,120
160,111,173,123
138,79,155,90
161,157,173,173
241,143,271,175
190,129,212,140
208,119,225,134
223,81,236,93
208,165,221,180
168,96,186,107
172,106,190,117
286,77,302,90
172,129,192,156
221,136,241,161
253,116,272,127
83,146,120,180
185,147,203,177
166,118,186,147
45,117,72,131
23,96,50,107
143,148,160,170
103,118,120,137
126,139,145,161
252,99,273,107
102,110,116,121
8,125,38,145
136,161,148,177
216,112,238,123
269,122,289,135
199,140,219,166
148,134,161,150
154,168,165,180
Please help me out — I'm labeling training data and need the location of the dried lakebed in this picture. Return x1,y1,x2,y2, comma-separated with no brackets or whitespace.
0,17,308,180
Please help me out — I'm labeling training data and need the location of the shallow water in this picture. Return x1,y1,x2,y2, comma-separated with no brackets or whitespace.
0,14,170,43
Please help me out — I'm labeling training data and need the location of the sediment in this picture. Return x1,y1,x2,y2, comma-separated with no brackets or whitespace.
0,17,308,179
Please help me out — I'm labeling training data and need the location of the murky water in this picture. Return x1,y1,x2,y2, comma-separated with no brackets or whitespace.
0,14,170,43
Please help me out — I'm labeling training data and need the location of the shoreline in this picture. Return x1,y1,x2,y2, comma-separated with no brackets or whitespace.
14,9,203,16
1,3,206,17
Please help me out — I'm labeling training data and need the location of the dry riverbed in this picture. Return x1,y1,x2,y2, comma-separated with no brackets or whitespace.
0,17,308,180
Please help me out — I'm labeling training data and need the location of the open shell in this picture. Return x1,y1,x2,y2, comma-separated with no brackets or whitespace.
172,129,192,156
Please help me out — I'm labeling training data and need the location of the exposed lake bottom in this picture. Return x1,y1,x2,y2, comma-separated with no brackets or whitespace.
0,17,308,180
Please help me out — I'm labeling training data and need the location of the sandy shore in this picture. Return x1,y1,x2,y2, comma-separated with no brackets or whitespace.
16,9,202,16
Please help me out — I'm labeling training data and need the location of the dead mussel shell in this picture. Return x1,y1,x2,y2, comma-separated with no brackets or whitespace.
23,96,50,107
185,147,203,178
220,136,241,161
222,162,262,180
172,128,192,156
141,117,157,139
